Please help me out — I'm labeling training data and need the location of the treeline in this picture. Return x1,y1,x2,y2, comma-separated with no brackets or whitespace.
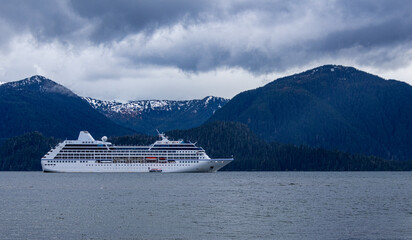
0,132,59,171
0,123,411,171
166,121,411,171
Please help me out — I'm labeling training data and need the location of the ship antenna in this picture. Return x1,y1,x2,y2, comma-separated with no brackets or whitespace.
156,129,167,141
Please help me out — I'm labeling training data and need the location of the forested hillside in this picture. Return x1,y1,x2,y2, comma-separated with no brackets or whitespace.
0,132,59,171
209,65,412,160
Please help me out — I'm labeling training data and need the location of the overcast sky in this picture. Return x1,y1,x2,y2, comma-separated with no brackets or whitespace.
0,0,411,100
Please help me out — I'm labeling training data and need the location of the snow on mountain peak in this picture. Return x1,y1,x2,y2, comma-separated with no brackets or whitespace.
3,75,59,89
3,75,76,97
83,96,229,117
29,75,46,83
205,96,212,105
7,75,49,87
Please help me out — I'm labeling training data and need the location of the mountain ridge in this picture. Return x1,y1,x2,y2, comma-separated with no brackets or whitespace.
83,96,228,116
84,96,229,134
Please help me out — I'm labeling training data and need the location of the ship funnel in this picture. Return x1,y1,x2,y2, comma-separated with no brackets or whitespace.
77,131,95,142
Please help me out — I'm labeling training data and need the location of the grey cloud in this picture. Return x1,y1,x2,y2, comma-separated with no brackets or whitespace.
315,17,412,52
0,0,411,74
0,0,306,44
67,0,212,42
66,0,307,43
96,0,412,73
0,0,85,45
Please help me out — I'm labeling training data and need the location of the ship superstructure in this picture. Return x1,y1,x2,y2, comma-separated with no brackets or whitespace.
41,131,233,173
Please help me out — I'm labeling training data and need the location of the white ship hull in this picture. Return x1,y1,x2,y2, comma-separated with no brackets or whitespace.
42,158,233,173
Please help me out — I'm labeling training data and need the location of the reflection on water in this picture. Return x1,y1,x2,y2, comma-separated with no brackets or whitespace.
0,172,411,240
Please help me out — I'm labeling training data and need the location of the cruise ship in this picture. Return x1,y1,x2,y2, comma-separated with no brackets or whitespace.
41,131,233,173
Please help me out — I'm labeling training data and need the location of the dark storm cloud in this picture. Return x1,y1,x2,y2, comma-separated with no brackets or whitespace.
325,0,412,47
0,0,411,73
0,0,84,45
67,0,212,42
0,0,304,43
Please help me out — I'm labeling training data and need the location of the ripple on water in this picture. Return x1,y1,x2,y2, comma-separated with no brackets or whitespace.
0,172,411,240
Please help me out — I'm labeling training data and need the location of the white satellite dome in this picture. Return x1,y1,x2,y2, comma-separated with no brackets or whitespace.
101,136,108,142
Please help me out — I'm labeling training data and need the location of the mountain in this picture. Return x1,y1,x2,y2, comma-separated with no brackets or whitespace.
0,75,134,140
83,96,229,134
209,65,412,160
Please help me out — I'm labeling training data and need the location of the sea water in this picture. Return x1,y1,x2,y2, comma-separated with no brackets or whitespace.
0,172,411,240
